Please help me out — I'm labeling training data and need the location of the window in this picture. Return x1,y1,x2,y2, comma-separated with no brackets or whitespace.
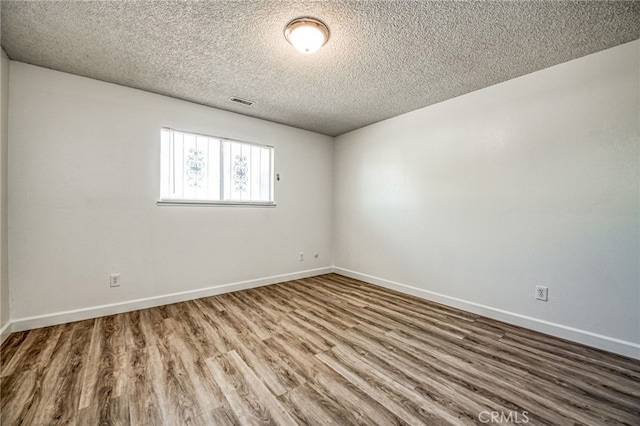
159,128,274,205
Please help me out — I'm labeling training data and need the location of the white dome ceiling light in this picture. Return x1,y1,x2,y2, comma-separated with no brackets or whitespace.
284,17,330,54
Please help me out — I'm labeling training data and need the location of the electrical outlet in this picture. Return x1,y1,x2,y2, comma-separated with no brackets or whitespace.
299,252,304,261
110,273,121,287
536,285,548,301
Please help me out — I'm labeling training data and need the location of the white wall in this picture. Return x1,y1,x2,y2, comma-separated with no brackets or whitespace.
0,49,10,342
6,42,639,359
334,41,640,358
8,62,333,328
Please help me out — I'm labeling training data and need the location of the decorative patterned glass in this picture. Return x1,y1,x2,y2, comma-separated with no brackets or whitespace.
233,155,248,191
186,149,205,187
160,128,274,203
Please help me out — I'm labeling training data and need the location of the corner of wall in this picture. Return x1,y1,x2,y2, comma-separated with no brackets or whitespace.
0,48,11,345
0,320,11,345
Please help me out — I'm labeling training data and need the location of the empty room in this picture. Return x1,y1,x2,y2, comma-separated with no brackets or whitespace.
0,1,639,425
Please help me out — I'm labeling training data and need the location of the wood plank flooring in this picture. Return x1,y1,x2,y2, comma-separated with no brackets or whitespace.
1,273,639,425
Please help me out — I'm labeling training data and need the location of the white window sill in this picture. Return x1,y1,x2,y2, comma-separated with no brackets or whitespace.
157,200,276,207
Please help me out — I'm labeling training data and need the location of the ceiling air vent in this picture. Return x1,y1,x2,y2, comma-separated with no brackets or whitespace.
229,97,254,106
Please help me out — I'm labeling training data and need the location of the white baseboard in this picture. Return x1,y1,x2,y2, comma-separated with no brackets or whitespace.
333,267,640,360
0,320,11,345
8,265,639,361
10,267,333,333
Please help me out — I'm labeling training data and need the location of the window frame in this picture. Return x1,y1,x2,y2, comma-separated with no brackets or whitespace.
157,127,276,207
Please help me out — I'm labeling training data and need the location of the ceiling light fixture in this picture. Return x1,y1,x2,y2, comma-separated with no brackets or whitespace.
284,17,330,54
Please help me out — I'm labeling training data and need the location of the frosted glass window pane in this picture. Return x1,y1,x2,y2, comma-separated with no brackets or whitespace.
160,129,171,199
160,128,273,204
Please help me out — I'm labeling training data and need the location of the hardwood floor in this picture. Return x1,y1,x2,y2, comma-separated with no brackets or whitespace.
1,273,639,425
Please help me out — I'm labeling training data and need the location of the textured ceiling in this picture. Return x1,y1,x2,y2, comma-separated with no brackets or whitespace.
1,1,639,136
